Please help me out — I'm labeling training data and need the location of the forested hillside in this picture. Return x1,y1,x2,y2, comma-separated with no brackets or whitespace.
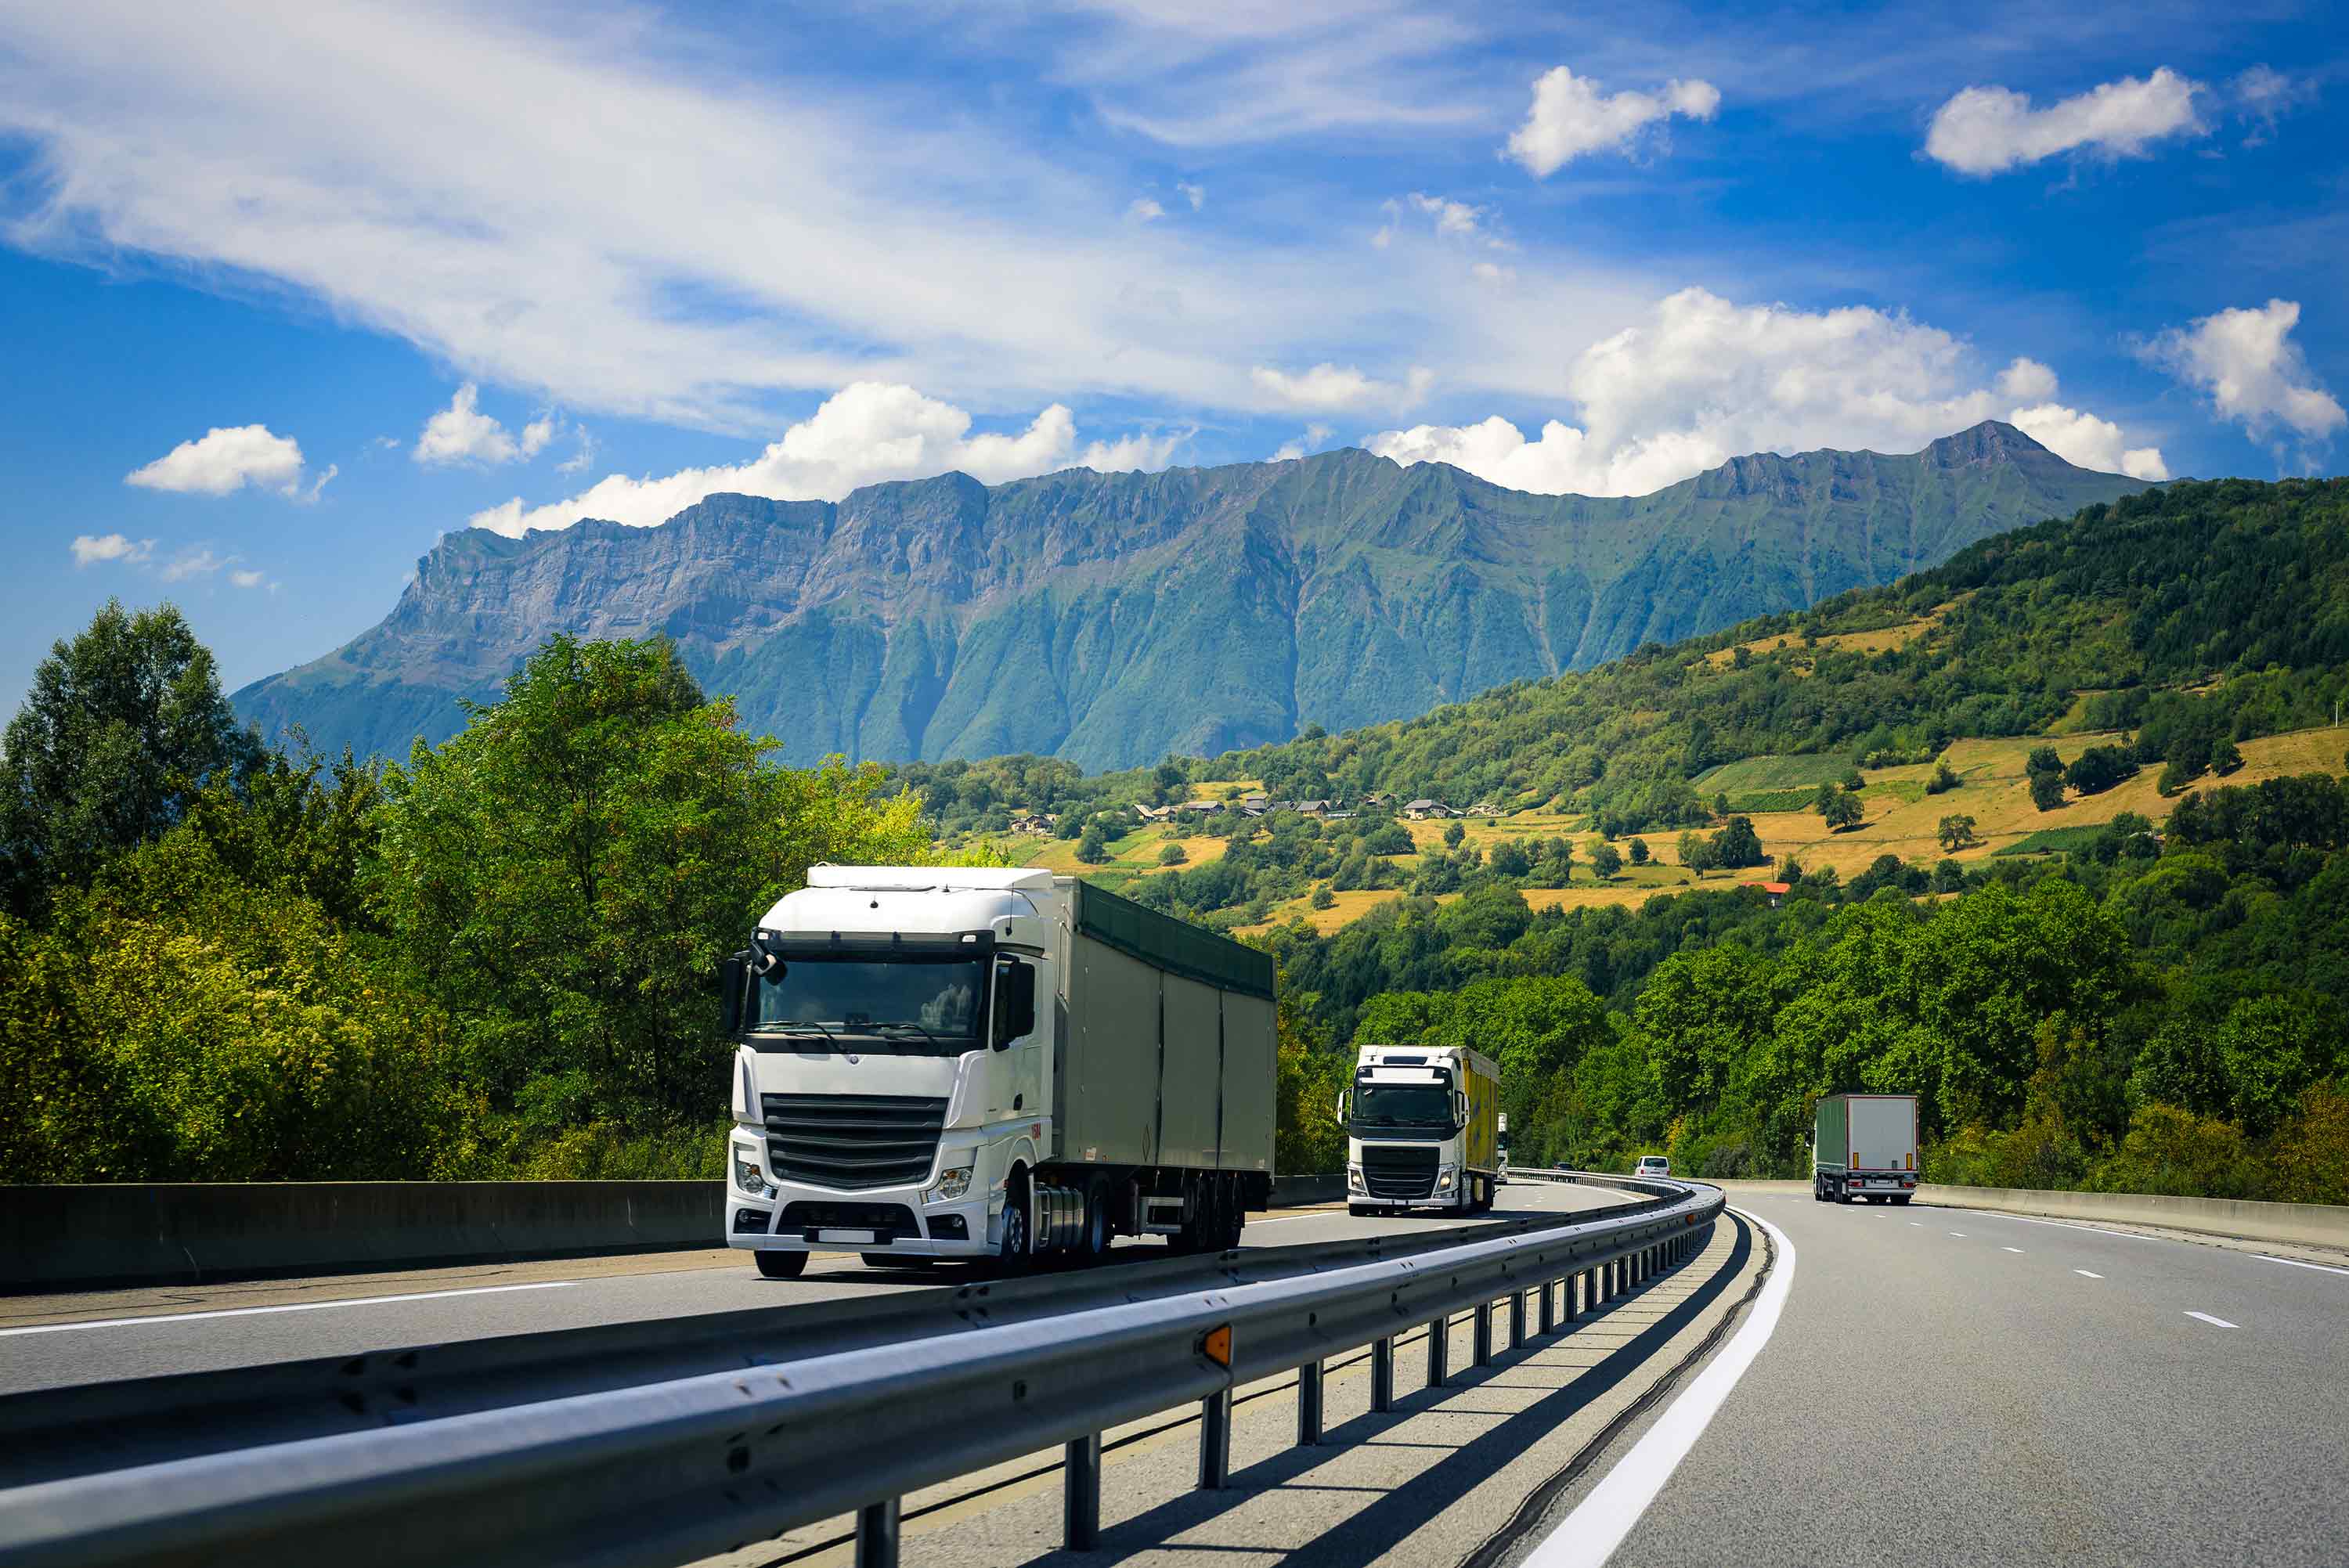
5,476,2346,1204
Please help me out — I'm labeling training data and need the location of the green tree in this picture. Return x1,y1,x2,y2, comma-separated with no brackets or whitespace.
1926,758,1961,795
2029,770,2067,812
1823,788,1865,831
1443,818,1467,849
1,600,263,915
1076,824,1111,863
1310,883,1337,910
1678,830,1718,875
2214,996,2325,1135
371,636,928,1143
1937,814,1979,852
1589,841,1624,879
1159,842,1188,865
1813,782,1838,816
1709,815,1766,869
1627,837,1651,866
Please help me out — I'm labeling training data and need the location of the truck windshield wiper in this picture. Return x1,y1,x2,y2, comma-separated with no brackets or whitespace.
870,1021,949,1049
762,1021,842,1046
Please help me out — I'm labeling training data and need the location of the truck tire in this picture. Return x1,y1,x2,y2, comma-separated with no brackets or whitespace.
1348,1202,1371,1217
754,1250,807,1280
995,1171,1034,1274
1080,1178,1111,1260
1893,1195,1912,1206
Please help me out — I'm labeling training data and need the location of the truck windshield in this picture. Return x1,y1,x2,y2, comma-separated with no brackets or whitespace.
1353,1084,1455,1129
751,955,987,1054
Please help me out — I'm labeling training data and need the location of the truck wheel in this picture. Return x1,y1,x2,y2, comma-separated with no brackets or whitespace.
1893,1195,1911,1206
754,1250,807,1280
1222,1181,1247,1249
1837,1184,1856,1205
1348,1202,1371,1217
996,1173,1033,1273
1080,1179,1111,1260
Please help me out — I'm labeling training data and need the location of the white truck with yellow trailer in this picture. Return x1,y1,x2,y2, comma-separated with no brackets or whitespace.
723,867,1277,1277
1341,1043,1502,1216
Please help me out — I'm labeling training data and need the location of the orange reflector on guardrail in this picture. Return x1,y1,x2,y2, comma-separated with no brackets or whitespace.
1200,1325,1232,1368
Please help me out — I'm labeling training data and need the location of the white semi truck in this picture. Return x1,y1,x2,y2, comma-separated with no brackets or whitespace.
1812,1092,1920,1204
723,867,1277,1278
1341,1043,1502,1216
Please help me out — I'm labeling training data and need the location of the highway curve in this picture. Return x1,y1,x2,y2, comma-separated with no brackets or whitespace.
1526,1191,2349,1568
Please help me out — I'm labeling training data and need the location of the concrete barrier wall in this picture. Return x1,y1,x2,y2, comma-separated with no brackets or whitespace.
1711,1177,2349,1249
9,1174,1354,1292
4,1182,727,1292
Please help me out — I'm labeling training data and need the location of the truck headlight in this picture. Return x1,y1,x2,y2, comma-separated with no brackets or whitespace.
930,1165,973,1202
1348,1165,1366,1193
734,1149,774,1199
1436,1166,1456,1191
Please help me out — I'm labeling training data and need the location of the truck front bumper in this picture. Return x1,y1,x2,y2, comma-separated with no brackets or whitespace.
727,1185,994,1257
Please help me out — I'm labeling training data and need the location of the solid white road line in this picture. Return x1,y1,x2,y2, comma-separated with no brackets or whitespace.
0,1281,579,1337
1520,1206,1795,1568
1997,1213,2163,1245
2185,1311,2239,1328
2074,1270,2104,1279
2255,1254,2349,1278
2002,1247,2025,1253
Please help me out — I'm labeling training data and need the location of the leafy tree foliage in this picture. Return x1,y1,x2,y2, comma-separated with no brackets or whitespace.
1,600,263,916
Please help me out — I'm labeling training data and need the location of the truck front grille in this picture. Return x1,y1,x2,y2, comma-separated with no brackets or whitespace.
762,1094,947,1191
1360,1144,1438,1199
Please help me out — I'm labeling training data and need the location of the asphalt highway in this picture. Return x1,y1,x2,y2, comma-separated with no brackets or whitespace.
0,1181,1636,1395
1564,1192,2349,1568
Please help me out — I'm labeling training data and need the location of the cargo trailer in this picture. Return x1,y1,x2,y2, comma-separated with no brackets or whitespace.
1813,1093,1919,1205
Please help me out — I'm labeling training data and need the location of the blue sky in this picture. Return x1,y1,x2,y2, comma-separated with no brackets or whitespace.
3,0,2345,707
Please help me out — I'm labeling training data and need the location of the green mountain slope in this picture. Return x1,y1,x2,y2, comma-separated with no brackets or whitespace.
235,421,2148,769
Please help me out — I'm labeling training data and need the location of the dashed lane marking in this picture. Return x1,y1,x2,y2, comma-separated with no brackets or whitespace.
2185,1311,2238,1328
2074,1270,2104,1279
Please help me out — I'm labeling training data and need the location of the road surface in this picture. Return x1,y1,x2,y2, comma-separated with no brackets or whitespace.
0,1182,1635,1395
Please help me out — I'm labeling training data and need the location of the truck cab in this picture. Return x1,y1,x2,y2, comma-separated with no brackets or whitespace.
1342,1044,1499,1216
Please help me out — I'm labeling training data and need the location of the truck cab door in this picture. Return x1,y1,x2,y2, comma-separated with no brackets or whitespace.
986,957,1041,1119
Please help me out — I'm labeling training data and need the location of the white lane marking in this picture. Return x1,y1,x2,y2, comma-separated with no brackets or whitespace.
2074,1270,2103,1279
1521,1206,1795,1568
2002,1247,2025,1253
1995,1213,2163,1245
1948,1231,1967,1237
1908,1222,1923,1227
2185,1311,2238,1328
0,1281,579,1337
2256,1254,2349,1278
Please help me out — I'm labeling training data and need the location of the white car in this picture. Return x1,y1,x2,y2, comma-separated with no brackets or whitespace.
1636,1155,1671,1177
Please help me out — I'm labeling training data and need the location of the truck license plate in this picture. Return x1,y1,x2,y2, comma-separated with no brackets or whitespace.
817,1229,877,1245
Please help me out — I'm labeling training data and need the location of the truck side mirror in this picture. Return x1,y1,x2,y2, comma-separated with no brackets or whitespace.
994,961,1037,1047
1335,1090,1351,1124
720,952,750,1036
1453,1091,1468,1129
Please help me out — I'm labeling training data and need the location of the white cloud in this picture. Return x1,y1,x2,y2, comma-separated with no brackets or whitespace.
124,424,308,496
1271,421,1336,462
1925,68,2203,175
70,532,153,567
2143,298,2345,445
1175,181,1205,211
161,547,227,582
556,427,597,474
1470,261,1516,284
1408,192,1483,238
1252,362,1431,411
414,383,530,466
1127,196,1167,222
2008,405,2168,480
1366,287,2162,496
521,415,557,458
1504,66,1719,177
468,381,1185,537
229,568,266,589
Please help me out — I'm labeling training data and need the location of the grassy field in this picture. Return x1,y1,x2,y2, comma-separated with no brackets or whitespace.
1698,608,1947,672
1695,753,1859,794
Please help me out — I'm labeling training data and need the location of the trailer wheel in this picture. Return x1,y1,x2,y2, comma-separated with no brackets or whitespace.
754,1250,807,1280
1222,1177,1247,1249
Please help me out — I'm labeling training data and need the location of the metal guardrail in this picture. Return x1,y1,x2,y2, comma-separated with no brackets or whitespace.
0,1175,1723,1568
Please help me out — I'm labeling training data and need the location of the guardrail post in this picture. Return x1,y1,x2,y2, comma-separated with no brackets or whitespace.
1539,1277,1557,1334
1510,1287,1528,1346
856,1498,900,1568
1473,1300,1495,1367
1065,1433,1102,1550
1370,1336,1395,1411
1198,1389,1232,1490
1297,1359,1324,1446
1425,1316,1449,1388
